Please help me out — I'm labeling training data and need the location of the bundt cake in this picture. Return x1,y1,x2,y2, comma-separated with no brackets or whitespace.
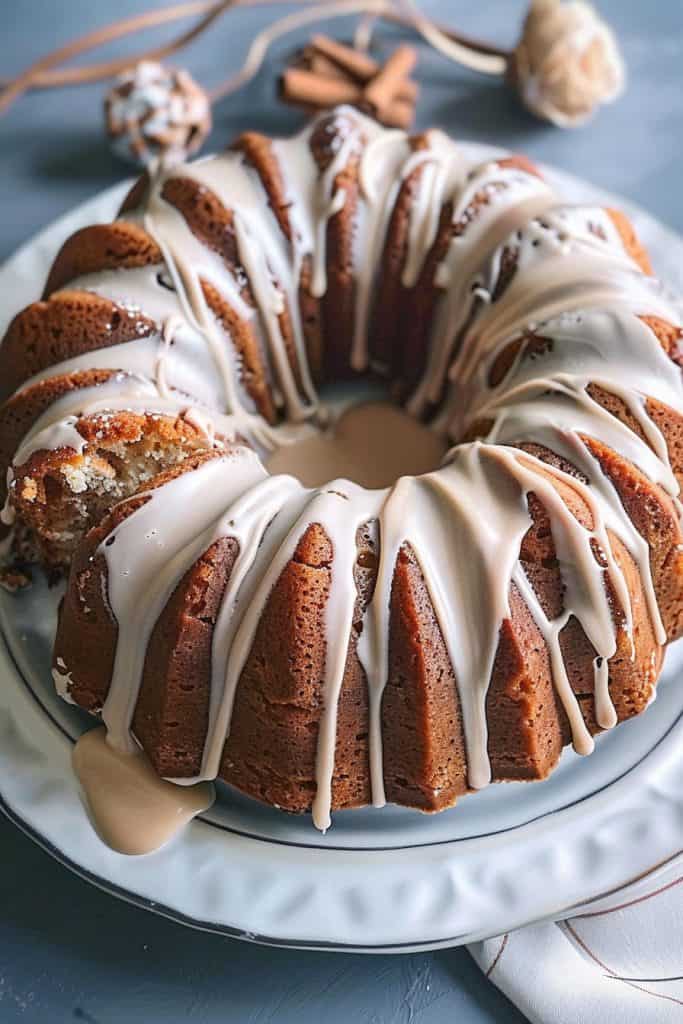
1,106,682,846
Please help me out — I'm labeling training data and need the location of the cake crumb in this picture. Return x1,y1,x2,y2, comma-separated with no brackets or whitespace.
0,566,31,592
19,477,37,503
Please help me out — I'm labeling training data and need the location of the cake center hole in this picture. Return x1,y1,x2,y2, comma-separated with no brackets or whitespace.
266,401,449,489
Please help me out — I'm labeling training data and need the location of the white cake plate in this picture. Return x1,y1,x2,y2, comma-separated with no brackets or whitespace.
1,146,682,952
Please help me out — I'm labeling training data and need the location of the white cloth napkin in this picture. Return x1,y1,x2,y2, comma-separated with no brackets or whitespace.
469,854,683,1022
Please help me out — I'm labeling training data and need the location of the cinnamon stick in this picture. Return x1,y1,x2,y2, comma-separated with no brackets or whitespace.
282,33,419,130
378,97,415,129
280,67,362,108
308,34,418,101
382,73,417,105
301,49,353,82
363,44,417,119
280,68,414,129
310,33,378,82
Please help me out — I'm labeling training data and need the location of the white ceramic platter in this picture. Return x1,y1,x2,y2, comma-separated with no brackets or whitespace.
1,145,682,952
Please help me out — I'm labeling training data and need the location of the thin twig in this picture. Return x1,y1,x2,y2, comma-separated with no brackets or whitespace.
385,5,509,61
0,0,226,113
0,0,511,118
396,0,507,74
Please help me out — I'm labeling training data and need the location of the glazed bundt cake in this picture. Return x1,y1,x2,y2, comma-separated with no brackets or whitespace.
1,107,682,840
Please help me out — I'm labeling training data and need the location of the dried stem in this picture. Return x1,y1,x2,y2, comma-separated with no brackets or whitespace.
0,0,512,118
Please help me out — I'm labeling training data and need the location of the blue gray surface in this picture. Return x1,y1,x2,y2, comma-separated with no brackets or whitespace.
0,1,680,1021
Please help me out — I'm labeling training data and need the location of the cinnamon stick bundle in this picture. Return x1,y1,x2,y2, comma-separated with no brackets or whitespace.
280,34,419,129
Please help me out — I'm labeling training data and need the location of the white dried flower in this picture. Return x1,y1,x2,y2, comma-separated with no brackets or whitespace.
512,0,625,127
105,61,212,166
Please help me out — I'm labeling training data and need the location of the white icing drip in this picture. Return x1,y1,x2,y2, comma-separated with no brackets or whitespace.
199,475,306,782
100,452,266,752
179,153,318,418
447,206,680,427
156,314,184,396
400,131,465,289
143,200,247,419
311,119,364,299
490,387,669,649
593,654,617,730
130,196,317,453
350,129,409,371
273,117,359,302
22,296,229,414
407,167,557,416
232,213,302,417
182,406,216,445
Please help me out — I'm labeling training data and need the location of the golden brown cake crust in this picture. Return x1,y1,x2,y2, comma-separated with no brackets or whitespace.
43,222,162,299
0,291,157,402
382,543,468,811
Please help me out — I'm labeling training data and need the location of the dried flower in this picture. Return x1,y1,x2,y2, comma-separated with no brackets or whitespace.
511,0,625,127
105,61,211,166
